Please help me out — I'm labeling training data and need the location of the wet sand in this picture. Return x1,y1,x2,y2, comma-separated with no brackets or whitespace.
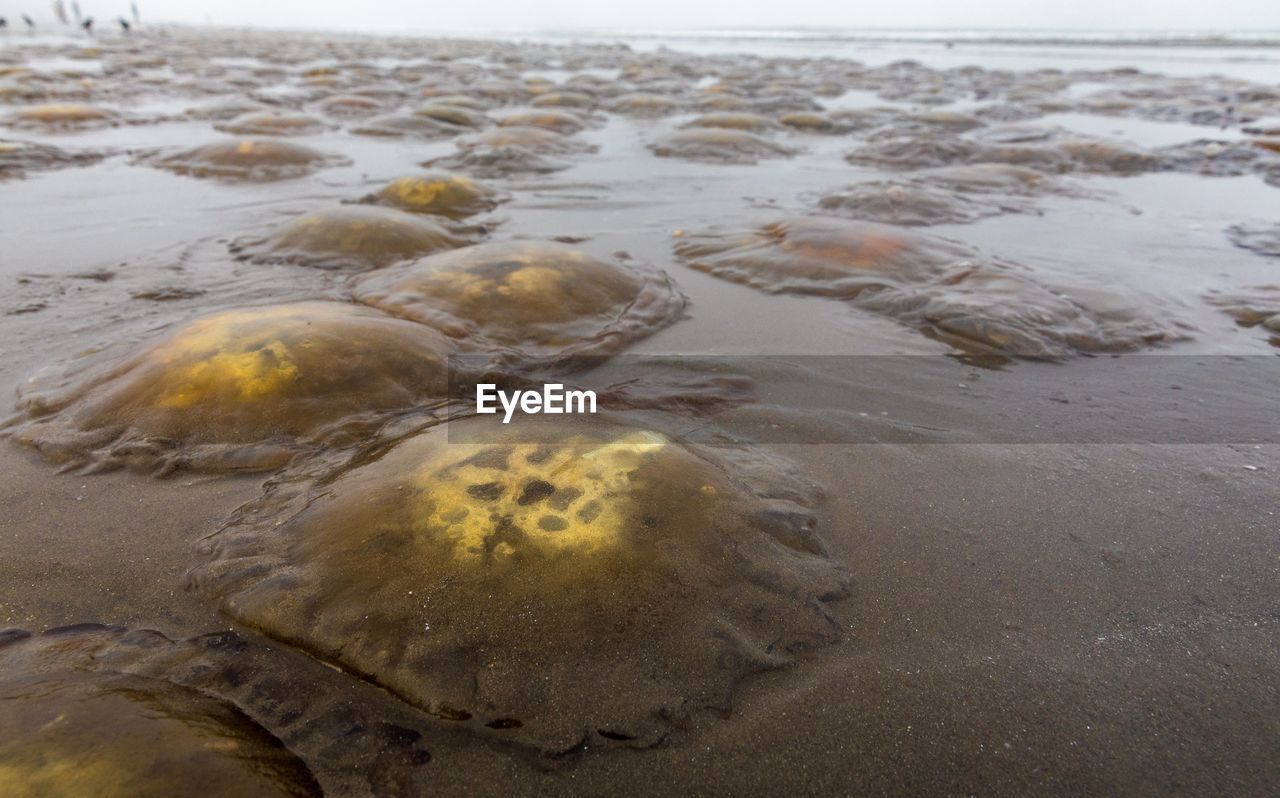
1,25,1279,796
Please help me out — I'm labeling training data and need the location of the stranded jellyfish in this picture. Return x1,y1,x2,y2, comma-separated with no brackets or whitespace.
779,112,850,134
189,414,850,752
0,670,320,797
231,206,476,270
350,240,685,364
497,110,588,135
0,139,101,180
1225,222,1280,257
424,145,570,178
606,92,680,116
357,172,504,220
531,91,594,109
649,129,795,164
4,103,118,132
350,113,460,139
146,139,350,182
462,125,591,154
817,181,1031,226
413,103,488,129
1207,287,1280,344
673,217,1181,357
12,302,455,474
314,94,385,119
682,112,778,132
214,112,328,136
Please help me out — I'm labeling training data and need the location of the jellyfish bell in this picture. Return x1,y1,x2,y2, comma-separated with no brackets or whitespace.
145,139,350,182
231,205,476,270
461,125,589,154
189,413,850,752
0,138,102,180
356,172,504,220
606,92,680,116
682,112,778,132
214,111,328,136
496,110,588,135
649,129,795,164
412,102,488,129
817,181,1024,226
674,217,1185,357
12,302,457,474
424,144,571,178
5,103,119,132
350,113,459,139
349,240,685,364
0,670,321,798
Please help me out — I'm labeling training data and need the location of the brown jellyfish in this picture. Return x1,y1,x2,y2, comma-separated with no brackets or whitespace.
0,138,102,180
350,113,460,139
424,145,570,178
1225,222,1280,257
673,217,1183,357
349,240,685,364
214,111,328,136
0,669,321,797
145,139,350,182
11,302,456,474
189,413,850,753
356,172,505,220
313,94,386,119
606,92,680,116
497,110,589,135
531,91,594,109
231,206,477,270
461,125,592,154
682,112,779,133
4,103,119,132
0,625,436,793
412,102,489,129
816,181,1030,226
649,129,795,164
1206,286,1280,346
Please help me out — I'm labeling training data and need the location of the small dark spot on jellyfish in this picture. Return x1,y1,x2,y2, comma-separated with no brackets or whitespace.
0,629,33,647
467,482,505,502
577,499,603,524
463,446,511,470
518,479,557,505
486,718,524,730
525,445,555,464
538,515,569,532
640,515,661,529
597,729,636,741
548,486,583,511
433,704,472,721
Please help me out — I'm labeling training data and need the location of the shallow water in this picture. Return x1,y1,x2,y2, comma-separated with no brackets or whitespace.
1,24,1278,797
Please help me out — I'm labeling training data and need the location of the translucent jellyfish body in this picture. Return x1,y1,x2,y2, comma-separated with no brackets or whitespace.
214,112,328,136
357,172,504,220
0,139,102,180
189,415,850,752
231,206,476,270
12,302,456,473
682,112,778,132
673,217,1182,357
649,129,795,164
497,110,588,135
4,103,119,132
424,145,570,178
147,139,350,181
349,240,685,364
0,670,321,797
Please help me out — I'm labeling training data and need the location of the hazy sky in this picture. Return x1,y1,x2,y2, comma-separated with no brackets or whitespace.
3,0,1279,33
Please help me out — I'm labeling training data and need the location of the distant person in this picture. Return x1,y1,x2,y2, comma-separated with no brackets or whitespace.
0,17,7,30
118,17,130,32
81,16,93,33
22,13,36,30
54,0,69,24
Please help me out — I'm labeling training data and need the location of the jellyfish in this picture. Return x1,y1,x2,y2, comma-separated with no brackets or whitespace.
0,139,102,180
0,625,435,792
461,125,592,154
497,110,588,135
185,98,274,121
349,240,685,364
778,112,850,134
673,217,1183,357
816,181,1028,226
350,113,459,139
1206,286,1280,344
214,112,328,136
606,92,680,116
189,414,851,753
682,112,778,133
314,94,385,119
0,669,320,797
11,302,456,474
356,172,505,220
412,103,488,129
145,139,350,182
424,145,570,178
649,129,795,164
4,103,119,132
531,91,594,109
231,206,477,270
1225,223,1280,257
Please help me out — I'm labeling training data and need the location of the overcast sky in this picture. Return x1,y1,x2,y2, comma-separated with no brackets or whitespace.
3,0,1279,33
